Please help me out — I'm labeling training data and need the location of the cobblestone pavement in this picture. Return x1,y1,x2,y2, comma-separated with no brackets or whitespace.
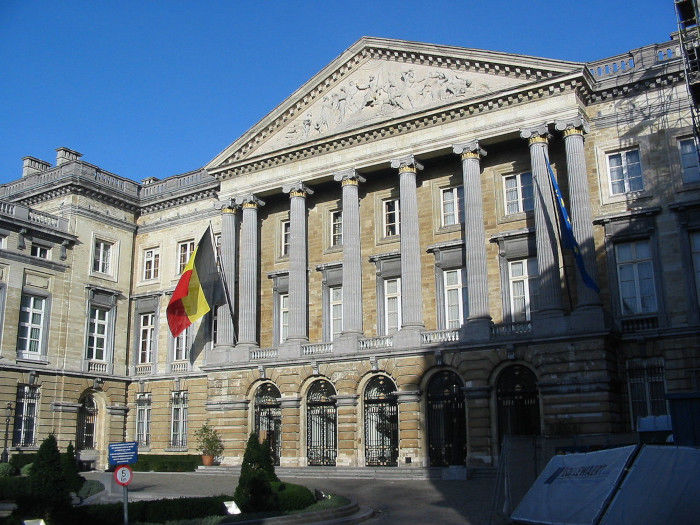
83,471,496,524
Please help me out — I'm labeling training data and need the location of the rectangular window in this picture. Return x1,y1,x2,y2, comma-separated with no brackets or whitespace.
173,329,189,361
136,393,151,447
86,307,109,360
509,258,538,322
280,221,290,257
0,235,6,249
608,149,643,195
177,240,195,275
92,239,113,274
441,186,464,226
143,247,160,280
692,232,700,305
17,294,45,356
627,359,667,429
330,210,343,247
383,199,400,237
214,233,222,261
139,313,155,364
679,138,700,183
12,385,39,447
30,244,49,259
504,172,534,215
443,269,464,329
616,240,657,315
170,391,188,448
384,277,402,334
329,285,343,340
279,293,289,343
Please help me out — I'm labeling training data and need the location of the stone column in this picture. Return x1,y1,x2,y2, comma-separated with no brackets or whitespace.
396,390,422,466
333,170,365,351
279,396,301,467
453,142,491,341
555,117,603,319
333,394,359,466
215,200,238,354
238,195,265,348
520,125,564,333
282,182,314,345
390,156,424,346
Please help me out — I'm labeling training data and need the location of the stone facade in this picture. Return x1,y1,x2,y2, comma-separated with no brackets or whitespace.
0,36,699,471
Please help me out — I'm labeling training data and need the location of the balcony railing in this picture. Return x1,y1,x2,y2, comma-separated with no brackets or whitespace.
620,315,659,333
250,348,278,360
170,360,190,373
301,342,333,355
490,321,532,337
0,199,69,232
588,40,681,79
421,329,460,344
135,363,153,375
87,360,108,373
359,335,393,350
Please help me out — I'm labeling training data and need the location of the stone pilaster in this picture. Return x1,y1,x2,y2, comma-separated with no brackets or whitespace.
282,182,314,347
390,156,424,347
238,195,264,348
333,170,366,352
279,396,301,467
396,390,422,466
463,386,493,466
333,394,359,466
520,125,565,334
453,142,491,341
204,398,249,464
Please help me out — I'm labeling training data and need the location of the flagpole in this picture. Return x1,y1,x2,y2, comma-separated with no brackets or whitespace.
210,221,237,344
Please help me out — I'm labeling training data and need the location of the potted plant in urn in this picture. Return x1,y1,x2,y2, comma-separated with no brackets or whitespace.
194,423,224,466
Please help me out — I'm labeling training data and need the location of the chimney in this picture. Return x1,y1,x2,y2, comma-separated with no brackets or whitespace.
55,147,82,166
22,156,52,178
141,176,160,186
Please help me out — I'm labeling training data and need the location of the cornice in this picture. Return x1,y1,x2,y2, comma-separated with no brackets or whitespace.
136,206,219,233
64,205,137,232
139,187,219,215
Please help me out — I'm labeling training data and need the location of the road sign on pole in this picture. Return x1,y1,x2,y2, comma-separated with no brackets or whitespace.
113,465,133,525
108,441,138,466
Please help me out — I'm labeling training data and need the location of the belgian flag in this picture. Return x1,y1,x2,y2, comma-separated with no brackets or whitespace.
167,226,223,337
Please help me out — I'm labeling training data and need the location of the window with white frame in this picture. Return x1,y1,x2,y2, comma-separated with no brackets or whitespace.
170,391,188,448
177,240,195,275
384,277,402,334
330,210,342,247
280,220,290,257
692,231,700,305
12,384,39,447
92,239,113,274
86,306,109,360
279,293,289,343
504,172,534,215
30,244,49,259
509,258,538,322
139,313,155,364
0,235,6,249
441,186,464,226
608,149,643,195
214,233,222,261
329,285,343,340
627,358,667,429
142,247,160,280
615,240,657,316
173,328,189,361
17,294,45,356
443,269,465,329
136,393,151,447
679,138,700,183
383,199,400,237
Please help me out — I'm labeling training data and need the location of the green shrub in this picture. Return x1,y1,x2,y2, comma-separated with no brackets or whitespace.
77,479,104,501
24,434,70,520
61,442,83,492
0,462,17,477
0,475,30,499
234,433,279,513
130,454,201,472
9,453,36,470
271,482,315,511
20,463,33,476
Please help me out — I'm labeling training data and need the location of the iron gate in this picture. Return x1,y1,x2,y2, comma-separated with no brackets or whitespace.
496,365,540,445
254,383,282,466
427,370,466,466
76,395,97,450
364,376,398,467
306,380,337,466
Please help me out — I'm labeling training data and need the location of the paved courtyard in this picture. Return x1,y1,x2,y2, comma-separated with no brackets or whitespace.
83,471,497,524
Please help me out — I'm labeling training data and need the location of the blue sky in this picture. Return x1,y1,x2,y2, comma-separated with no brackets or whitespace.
0,1,677,184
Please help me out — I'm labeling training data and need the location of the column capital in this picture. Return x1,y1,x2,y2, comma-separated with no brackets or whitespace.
390,155,424,173
282,181,314,197
214,198,239,213
555,115,590,136
453,140,487,159
520,124,550,144
333,169,366,185
240,194,265,208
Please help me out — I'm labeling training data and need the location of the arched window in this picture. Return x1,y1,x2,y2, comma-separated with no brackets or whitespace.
306,380,337,466
77,394,97,450
427,370,466,466
364,376,398,467
254,383,281,466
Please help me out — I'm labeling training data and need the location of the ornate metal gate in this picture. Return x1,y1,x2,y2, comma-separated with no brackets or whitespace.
254,383,282,466
364,376,398,467
76,394,97,450
496,365,540,445
306,380,337,466
427,370,466,466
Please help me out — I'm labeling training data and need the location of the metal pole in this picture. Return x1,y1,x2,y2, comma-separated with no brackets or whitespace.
1,404,10,463
122,484,128,524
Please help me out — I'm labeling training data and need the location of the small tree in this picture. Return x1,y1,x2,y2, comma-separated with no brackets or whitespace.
61,442,83,493
258,436,278,482
233,432,278,512
194,424,225,457
25,434,70,520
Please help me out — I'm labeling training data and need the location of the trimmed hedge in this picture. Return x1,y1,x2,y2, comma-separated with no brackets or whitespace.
0,463,17,477
9,453,37,470
129,454,201,472
271,482,315,511
0,475,31,500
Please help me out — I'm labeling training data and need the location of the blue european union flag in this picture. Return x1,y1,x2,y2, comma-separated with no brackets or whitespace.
545,156,600,293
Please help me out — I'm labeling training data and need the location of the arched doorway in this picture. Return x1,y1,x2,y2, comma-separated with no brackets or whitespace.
306,379,337,466
427,370,466,466
254,383,281,466
76,394,98,451
364,375,398,467
496,365,540,445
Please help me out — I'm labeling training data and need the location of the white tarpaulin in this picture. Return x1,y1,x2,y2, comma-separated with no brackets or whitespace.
600,446,700,525
510,445,636,525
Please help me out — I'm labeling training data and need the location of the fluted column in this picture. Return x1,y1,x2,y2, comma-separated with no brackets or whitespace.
520,125,564,329
282,182,313,342
333,170,366,338
453,141,491,341
215,199,238,349
390,156,424,335
238,195,265,347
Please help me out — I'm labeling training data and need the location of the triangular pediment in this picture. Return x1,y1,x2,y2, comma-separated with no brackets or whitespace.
207,37,583,170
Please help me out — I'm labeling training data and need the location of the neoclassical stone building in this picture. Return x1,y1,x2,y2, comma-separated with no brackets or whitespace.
1,35,699,471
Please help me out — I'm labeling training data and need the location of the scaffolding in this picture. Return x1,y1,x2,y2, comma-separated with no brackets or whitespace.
675,0,700,152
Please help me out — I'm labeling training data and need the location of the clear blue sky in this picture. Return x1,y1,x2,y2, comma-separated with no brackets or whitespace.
0,1,677,184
